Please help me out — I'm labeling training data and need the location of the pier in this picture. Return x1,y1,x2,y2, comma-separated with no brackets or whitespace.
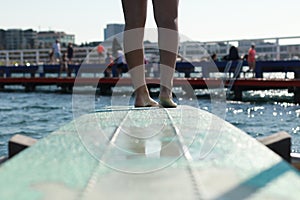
1,60,300,102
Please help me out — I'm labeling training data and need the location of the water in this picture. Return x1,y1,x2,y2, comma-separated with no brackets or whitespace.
0,88,300,157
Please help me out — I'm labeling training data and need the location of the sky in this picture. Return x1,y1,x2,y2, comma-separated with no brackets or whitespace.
1,0,300,44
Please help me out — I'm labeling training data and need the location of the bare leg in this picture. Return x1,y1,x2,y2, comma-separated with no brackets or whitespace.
250,62,256,77
153,0,179,107
122,0,158,107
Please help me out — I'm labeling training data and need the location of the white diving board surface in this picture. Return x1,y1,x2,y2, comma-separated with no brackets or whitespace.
0,105,300,199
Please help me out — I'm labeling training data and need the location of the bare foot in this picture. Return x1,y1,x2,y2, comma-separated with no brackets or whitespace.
135,97,159,107
134,86,159,107
159,87,177,108
159,97,177,108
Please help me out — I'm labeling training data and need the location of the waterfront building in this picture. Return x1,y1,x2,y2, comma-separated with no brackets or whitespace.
1,29,37,50
5,29,23,50
23,29,38,49
143,41,221,62
0,29,5,50
37,31,75,49
179,41,208,61
104,24,125,41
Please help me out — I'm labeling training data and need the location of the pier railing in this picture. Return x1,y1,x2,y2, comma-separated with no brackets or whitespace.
1,60,300,79
0,47,102,66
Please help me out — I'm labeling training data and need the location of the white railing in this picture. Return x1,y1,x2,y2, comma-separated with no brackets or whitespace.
202,36,300,61
0,47,101,66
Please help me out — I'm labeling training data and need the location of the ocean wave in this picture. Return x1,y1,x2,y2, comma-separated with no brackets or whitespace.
22,105,62,110
0,107,13,111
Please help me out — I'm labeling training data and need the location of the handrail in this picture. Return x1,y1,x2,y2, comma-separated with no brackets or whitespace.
1,60,300,79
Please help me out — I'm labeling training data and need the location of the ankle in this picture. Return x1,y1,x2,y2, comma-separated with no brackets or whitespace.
159,86,173,99
159,92,172,99
135,85,149,95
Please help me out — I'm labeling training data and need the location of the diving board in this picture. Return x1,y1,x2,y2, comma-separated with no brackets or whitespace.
0,105,300,199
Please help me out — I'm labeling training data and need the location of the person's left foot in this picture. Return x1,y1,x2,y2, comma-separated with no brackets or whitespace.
159,97,177,108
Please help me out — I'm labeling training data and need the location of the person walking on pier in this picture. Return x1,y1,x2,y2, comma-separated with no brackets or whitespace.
67,43,74,64
52,39,62,63
247,43,256,73
121,0,179,108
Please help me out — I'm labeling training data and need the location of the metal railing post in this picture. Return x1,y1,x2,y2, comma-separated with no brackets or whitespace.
86,48,90,64
20,51,24,65
276,38,280,60
5,51,9,66
36,50,39,64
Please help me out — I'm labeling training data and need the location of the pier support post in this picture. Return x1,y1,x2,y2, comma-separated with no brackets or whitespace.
294,70,300,103
233,87,243,101
0,69,4,77
99,85,112,95
24,84,36,92
294,87,300,104
60,84,73,93
255,63,263,78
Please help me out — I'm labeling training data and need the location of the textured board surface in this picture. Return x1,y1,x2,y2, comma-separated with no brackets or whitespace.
0,105,300,200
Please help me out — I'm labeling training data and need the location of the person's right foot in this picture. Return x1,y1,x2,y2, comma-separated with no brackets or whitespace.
159,86,177,108
134,86,159,107
134,97,159,107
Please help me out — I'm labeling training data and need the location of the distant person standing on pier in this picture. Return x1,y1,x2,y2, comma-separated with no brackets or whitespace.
122,0,179,107
49,50,54,64
67,43,74,64
211,53,218,61
228,46,240,61
113,50,126,77
97,44,105,63
247,44,256,72
104,52,114,77
52,39,61,63
59,52,70,77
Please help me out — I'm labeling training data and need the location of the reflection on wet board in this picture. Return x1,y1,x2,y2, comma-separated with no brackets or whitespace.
0,105,300,200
